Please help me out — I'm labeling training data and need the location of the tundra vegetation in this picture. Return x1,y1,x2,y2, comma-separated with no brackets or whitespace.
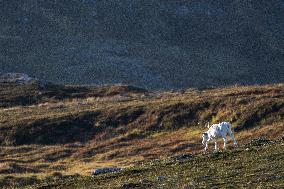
0,83,283,188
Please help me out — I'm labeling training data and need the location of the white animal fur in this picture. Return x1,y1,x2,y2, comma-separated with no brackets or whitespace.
202,122,237,151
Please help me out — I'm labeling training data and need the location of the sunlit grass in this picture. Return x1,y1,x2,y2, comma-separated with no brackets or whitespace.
0,83,283,188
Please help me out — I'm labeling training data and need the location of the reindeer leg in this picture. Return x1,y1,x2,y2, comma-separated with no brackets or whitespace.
214,139,218,152
223,137,227,150
205,141,208,151
229,130,238,147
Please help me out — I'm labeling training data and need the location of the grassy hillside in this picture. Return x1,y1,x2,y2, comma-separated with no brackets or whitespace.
0,83,283,188
0,83,147,107
27,140,284,188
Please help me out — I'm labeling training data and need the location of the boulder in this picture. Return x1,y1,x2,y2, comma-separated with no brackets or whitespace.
92,167,122,176
0,73,37,85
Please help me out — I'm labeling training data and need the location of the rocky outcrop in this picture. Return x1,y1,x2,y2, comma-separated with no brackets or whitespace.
0,73,37,85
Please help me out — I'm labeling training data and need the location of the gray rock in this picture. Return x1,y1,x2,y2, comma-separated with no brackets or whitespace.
156,176,167,181
92,167,122,176
173,153,193,160
121,183,142,188
0,73,38,85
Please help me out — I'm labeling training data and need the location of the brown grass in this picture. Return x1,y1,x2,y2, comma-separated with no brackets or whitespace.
0,83,283,187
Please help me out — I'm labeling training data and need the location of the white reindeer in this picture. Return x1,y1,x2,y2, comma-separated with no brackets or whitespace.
202,122,237,152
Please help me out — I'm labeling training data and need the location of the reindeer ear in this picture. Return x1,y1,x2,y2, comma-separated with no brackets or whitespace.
206,122,211,128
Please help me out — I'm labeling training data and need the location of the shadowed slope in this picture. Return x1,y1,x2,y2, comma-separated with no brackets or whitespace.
1,0,284,89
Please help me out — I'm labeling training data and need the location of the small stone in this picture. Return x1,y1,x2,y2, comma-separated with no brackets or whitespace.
122,183,140,188
173,153,193,160
157,176,167,181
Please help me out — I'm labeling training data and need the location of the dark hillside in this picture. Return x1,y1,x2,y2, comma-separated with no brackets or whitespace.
1,0,283,89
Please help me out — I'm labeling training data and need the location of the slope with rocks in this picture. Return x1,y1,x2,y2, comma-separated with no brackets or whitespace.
28,139,284,188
